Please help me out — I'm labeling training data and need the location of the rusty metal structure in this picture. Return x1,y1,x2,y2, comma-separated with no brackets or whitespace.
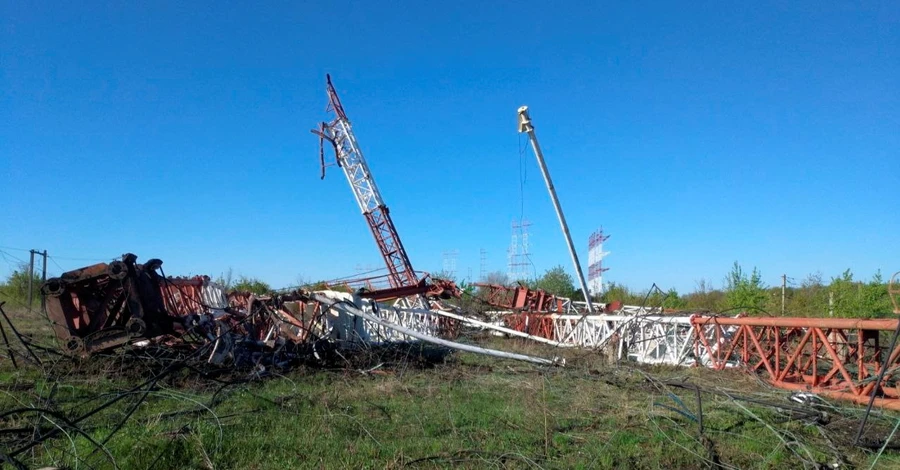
474,283,623,315
41,254,174,355
37,254,554,365
692,315,900,410
333,272,460,303
475,283,573,314
41,255,303,360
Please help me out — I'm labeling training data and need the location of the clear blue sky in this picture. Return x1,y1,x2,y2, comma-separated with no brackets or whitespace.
1,1,897,293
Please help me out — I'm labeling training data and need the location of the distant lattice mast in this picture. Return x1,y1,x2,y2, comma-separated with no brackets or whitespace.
507,219,532,281
442,250,459,279
588,228,610,295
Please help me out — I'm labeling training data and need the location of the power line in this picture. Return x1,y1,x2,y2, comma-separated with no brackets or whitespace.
0,249,28,266
48,256,66,273
0,245,111,263
0,245,31,253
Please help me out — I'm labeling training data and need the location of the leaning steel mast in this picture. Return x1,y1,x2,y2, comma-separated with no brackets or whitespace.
517,106,595,313
312,75,419,291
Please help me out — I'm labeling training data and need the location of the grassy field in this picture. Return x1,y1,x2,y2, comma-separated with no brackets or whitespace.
0,305,898,469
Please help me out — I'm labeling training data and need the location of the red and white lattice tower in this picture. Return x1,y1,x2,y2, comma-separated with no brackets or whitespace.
588,228,610,295
313,75,426,308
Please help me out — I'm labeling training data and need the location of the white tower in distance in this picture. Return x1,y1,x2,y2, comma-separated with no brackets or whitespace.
588,228,610,295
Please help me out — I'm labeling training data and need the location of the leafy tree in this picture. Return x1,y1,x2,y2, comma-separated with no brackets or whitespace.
231,276,271,295
0,264,42,305
828,270,892,318
863,271,893,316
533,265,577,299
724,262,768,313
663,288,687,310
601,282,637,304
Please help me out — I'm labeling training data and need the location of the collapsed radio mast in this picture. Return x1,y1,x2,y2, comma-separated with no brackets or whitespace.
312,75,426,307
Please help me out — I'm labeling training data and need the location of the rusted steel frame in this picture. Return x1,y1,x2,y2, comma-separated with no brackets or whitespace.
775,328,813,382
692,316,900,407
812,328,858,394
354,279,427,300
474,283,569,314
475,284,516,310
355,276,460,302
817,330,849,387
272,301,327,343
363,208,418,289
161,277,206,316
503,313,554,339
41,254,171,355
42,262,114,342
745,325,777,378
795,331,820,384
693,322,719,367
858,329,866,383
864,341,900,397
710,323,744,370
859,330,882,395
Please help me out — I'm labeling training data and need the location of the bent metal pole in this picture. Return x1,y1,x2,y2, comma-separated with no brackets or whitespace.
517,106,594,313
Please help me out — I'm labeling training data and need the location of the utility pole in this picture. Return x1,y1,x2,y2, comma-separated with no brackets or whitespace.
27,250,34,309
781,274,786,315
26,249,48,312
517,106,593,313
41,250,47,313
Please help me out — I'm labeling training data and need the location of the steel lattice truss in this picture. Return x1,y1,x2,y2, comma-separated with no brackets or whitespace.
497,309,900,410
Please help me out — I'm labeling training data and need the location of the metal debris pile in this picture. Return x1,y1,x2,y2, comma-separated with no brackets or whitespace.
34,253,559,370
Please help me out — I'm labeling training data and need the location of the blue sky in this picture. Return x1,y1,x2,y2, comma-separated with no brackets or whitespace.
1,1,897,293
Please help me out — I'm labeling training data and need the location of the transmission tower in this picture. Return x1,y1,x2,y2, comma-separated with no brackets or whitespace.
588,228,610,295
479,248,487,281
442,250,459,279
507,219,532,281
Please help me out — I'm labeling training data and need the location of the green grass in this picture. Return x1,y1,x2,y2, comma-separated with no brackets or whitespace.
1,307,899,469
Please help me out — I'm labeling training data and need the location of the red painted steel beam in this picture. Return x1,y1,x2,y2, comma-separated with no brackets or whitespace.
691,316,899,331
